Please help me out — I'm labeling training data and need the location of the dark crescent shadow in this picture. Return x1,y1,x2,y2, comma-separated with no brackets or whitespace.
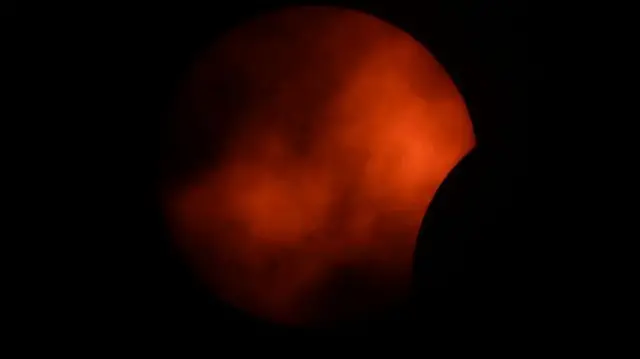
413,147,483,295
410,143,517,335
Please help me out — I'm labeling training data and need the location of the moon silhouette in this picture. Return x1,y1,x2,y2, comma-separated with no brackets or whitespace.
163,6,475,327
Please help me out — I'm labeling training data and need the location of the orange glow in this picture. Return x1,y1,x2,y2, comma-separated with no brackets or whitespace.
164,6,475,326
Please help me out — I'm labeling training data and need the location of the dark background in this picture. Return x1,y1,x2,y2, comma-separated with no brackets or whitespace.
42,0,528,342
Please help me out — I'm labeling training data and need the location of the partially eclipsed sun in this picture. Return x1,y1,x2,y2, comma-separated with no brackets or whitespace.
164,6,475,327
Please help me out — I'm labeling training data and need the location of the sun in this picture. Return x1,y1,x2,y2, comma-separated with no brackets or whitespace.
164,5,475,327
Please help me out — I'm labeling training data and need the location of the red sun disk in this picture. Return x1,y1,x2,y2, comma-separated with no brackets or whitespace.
165,6,475,327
